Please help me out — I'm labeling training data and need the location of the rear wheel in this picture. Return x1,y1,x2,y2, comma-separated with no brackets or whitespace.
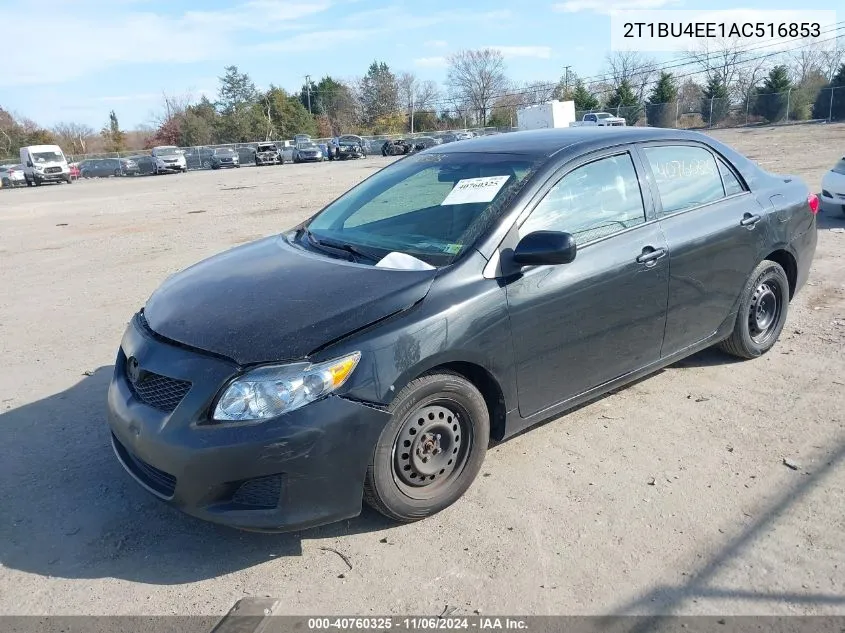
363,372,489,522
719,260,789,359
1,177,9,187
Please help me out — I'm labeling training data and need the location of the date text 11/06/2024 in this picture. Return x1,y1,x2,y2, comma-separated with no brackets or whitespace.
307,617,529,630
623,22,821,39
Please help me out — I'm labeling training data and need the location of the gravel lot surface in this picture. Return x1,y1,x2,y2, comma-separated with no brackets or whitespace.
1,124,843,617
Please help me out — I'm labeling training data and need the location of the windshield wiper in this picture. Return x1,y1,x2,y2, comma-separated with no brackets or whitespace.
301,228,382,263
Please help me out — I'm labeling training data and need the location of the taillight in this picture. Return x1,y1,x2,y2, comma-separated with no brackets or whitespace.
807,193,819,214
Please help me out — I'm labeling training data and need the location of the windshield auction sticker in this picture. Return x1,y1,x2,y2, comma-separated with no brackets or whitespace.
441,175,511,206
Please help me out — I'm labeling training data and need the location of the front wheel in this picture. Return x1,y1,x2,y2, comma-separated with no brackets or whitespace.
363,372,489,522
719,260,789,359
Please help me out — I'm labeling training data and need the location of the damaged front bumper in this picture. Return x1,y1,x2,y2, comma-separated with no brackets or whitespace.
106,314,391,532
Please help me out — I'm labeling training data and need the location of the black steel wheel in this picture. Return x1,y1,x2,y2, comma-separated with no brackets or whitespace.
364,371,489,522
719,259,789,359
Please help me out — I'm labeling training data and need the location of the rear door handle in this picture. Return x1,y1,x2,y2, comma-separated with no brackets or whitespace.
636,247,667,265
740,213,762,227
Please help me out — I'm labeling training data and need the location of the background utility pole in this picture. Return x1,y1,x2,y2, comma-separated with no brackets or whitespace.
304,74,312,113
563,66,571,93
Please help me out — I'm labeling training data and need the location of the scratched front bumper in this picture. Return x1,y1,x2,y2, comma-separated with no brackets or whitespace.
106,315,390,532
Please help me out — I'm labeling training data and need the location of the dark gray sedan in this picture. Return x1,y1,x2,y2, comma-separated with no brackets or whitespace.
107,128,816,532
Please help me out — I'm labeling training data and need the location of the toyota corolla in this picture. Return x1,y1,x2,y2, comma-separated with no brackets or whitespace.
108,128,817,532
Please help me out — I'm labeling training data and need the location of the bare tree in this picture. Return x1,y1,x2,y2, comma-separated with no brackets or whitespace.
820,42,844,82
604,51,657,102
398,72,418,122
789,41,825,85
52,122,95,155
733,55,771,106
684,38,780,96
446,48,509,125
520,81,557,106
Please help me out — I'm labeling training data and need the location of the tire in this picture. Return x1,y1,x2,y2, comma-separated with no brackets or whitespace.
66,176,72,184
719,260,790,359
841,204,845,216
363,371,489,522
1,177,9,187
113,169,121,177
202,160,211,169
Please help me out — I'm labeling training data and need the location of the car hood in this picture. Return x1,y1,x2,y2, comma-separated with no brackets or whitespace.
143,235,437,365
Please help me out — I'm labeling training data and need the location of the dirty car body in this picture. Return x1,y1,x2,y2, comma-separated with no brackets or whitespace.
254,143,281,166
108,128,817,532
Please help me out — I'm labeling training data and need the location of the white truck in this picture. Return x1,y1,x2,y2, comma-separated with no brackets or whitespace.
20,144,72,185
569,112,627,127
516,100,576,130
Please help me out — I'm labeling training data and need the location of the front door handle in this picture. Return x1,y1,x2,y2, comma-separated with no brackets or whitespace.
740,213,762,227
636,246,667,265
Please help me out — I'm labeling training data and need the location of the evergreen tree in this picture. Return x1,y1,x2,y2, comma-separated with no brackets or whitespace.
606,80,642,125
753,65,792,122
217,65,259,142
100,110,126,152
646,72,678,128
359,61,399,127
570,83,600,112
812,63,845,121
701,73,730,126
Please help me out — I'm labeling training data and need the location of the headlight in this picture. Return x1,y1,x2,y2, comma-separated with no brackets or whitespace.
212,351,361,422
35,165,44,172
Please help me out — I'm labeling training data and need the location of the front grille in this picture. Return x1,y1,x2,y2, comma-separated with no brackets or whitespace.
45,167,62,174
129,371,191,413
112,433,177,498
232,475,282,508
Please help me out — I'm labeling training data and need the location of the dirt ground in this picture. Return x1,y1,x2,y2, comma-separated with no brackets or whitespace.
0,124,843,618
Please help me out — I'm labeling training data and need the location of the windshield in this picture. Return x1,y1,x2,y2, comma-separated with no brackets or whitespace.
32,151,64,163
595,113,612,119
257,145,276,152
215,149,236,156
305,152,539,266
833,158,845,175
339,136,360,143
156,147,180,156
298,142,317,149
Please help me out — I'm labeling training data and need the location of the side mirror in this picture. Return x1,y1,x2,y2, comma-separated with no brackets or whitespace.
27,161,33,167
512,231,577,266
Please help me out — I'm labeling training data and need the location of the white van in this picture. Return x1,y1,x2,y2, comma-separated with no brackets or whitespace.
20,145,71,185
150,146,187,174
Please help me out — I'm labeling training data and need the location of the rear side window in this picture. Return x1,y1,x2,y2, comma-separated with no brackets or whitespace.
520,153,646,243
718,158,744,196
643,146,724,215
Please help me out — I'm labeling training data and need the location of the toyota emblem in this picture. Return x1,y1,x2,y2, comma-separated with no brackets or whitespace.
126,356,141,384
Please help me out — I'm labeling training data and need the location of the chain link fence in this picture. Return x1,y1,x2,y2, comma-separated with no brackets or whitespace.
576,85,845,129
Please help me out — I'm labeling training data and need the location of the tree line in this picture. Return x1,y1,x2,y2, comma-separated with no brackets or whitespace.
2,42,845,158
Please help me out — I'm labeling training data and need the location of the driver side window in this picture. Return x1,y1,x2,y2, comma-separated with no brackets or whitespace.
520,153,646,243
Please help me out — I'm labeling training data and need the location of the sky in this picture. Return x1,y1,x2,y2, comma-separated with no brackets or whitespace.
1,0,840,129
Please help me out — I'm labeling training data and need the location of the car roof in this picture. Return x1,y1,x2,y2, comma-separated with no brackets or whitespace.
425,127,714,158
